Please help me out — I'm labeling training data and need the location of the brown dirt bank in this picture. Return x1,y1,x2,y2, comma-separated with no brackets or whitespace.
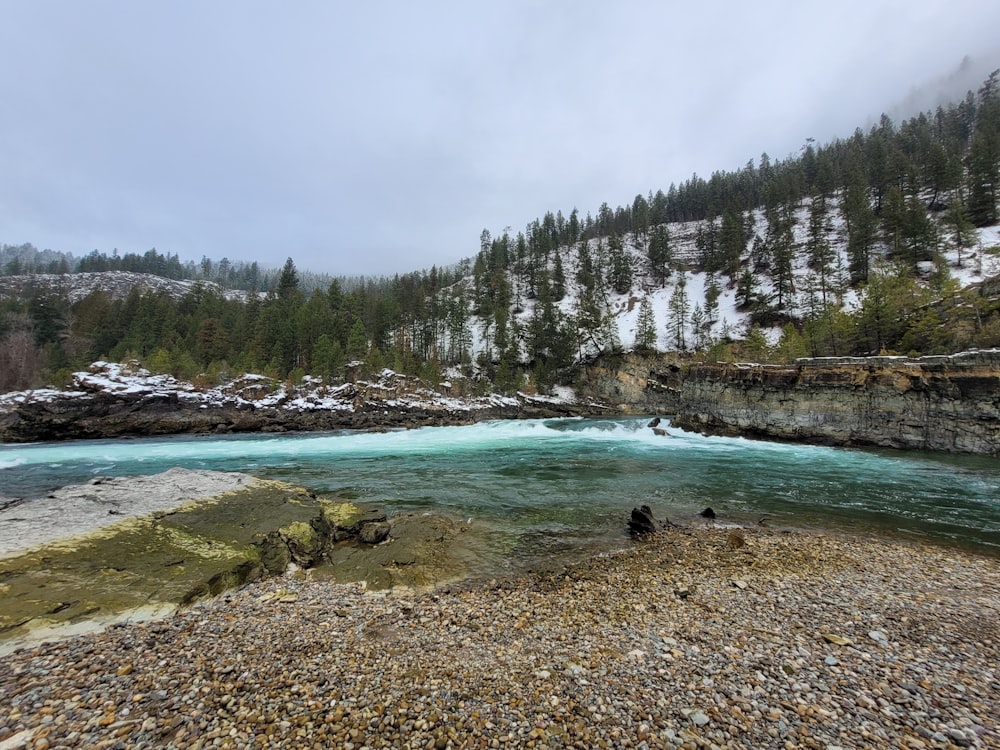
1,526,997,749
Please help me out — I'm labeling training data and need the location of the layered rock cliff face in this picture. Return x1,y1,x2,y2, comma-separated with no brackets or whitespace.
672,350,1000,455
575,352,684,413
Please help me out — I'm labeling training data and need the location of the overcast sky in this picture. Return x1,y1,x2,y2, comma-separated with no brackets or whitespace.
2,1,999,277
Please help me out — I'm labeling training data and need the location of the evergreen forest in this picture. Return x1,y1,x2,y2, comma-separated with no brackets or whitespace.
2,72,1000,394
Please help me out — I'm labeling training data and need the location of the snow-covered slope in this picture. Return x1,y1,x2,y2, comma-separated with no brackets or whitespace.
463,198,1000,361
0,271,249,303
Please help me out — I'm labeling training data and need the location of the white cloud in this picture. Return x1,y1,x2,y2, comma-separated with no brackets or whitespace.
1,1,998,275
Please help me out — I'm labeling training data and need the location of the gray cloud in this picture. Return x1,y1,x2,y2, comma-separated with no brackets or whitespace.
2,1,999,276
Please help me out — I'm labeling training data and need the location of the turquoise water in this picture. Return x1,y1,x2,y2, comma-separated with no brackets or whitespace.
3,418,999,570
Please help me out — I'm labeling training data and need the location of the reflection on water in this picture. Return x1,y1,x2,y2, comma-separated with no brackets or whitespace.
3,418,999,568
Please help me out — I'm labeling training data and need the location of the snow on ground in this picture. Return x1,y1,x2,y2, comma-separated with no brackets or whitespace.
949,225,1000,288
0,361,577,414
0,271,249,304
463,195,1000,365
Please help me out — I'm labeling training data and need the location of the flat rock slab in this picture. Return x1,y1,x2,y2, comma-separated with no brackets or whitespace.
0,468,482,653
0,471,329,647
0,467,254,559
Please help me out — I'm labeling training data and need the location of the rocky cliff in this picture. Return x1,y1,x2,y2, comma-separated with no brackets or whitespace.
574,352,684,413
671,350,1000,455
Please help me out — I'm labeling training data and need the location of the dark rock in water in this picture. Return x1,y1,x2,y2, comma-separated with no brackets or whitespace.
700,507,716,519
652,427,670,437
628,504,659,536
647,417,661,428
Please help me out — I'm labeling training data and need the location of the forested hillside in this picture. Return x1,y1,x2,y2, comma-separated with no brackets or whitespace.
2,72,999,394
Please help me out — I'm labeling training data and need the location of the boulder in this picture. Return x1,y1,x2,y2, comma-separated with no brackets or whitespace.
358,521,391,545
627,504,659,536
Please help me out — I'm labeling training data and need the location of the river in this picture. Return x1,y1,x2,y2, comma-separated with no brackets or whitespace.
3,417,998,574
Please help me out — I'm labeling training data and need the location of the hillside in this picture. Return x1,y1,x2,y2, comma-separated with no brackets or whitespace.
461,197,1000,360
0,271,249,305
1,71,999,394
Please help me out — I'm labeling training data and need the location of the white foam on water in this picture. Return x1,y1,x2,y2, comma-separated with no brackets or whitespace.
2,419,998,548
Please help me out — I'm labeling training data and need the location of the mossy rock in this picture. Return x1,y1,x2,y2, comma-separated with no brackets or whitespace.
318,500,387,540
0,475,488,651
0,478,327,645
279,520,322,565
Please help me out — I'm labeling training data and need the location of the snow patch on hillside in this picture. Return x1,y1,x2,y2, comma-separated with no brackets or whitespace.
0,271,249,304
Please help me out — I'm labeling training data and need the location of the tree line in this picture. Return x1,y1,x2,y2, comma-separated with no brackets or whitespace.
1,71,998,393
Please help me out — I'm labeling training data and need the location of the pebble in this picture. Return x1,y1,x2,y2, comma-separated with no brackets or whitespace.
0,527,998,749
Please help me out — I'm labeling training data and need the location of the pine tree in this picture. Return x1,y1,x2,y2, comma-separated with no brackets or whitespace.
277,257,299,300
901,193,938,272
573,241,605,350
773,323,809,363
967,70,1000,226
742,325,770,362
842,171,876,285
632,194,650,247
347,320,368,360
806,195,834,303
634,296,656,352
946,197,976,267
667,275,689,350
695,219,719,271
647,225,671,285
767,203,797,308
607,234,633,294
704,276,721,322
313,334,345,380
552,252,566,301
445,290,472,364
736,268,757,310
690,304,708,350
718,208,746,282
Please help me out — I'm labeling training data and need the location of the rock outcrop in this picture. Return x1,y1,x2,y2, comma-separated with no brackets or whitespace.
672,350,1000,455
575,352,683,413
0,469,483,649
0,362,610,443
627,505,660,536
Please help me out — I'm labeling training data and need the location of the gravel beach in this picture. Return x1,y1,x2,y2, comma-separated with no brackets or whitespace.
1,526,997,749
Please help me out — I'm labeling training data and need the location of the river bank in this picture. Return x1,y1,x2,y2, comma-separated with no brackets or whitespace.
0,362,611,444
1,525,997,749
5,350,1000,456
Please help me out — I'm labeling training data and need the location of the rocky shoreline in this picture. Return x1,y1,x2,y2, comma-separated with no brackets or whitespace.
1,526,997,749
0,363,611,444
5,350,1000,455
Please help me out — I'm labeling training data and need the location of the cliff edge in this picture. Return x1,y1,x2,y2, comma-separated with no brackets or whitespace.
671,350,1000,455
